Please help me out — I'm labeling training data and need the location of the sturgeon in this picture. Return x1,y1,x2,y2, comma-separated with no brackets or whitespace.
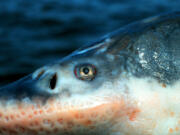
0,12,180,135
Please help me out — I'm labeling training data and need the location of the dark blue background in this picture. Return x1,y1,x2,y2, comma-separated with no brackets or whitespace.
0,0,179,86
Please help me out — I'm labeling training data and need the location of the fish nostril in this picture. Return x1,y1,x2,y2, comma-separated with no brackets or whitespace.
33,67,58,91
36,70,45,80
33,69,45,80
49,73,57,90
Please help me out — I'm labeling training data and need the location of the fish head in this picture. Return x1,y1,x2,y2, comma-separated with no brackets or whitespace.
0,11,180,135
30,38,133,134
0,36,139,135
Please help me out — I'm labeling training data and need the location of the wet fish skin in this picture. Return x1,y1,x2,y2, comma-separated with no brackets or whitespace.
0,11,179,135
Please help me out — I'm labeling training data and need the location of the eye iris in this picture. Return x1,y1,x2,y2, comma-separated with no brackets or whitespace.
74,64,96,81
83,67,89,75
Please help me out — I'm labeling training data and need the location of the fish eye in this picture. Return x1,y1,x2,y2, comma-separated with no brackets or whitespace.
74,64,96,81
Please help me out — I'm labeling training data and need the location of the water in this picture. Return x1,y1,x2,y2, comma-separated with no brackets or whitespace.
0,0,179,86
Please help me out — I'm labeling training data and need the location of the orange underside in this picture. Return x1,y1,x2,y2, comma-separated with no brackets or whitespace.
0,98,140,135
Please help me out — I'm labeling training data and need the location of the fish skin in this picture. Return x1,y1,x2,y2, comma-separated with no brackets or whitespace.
0,11,180,135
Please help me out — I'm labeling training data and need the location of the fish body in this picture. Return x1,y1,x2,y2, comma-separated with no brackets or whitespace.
0,11,180,135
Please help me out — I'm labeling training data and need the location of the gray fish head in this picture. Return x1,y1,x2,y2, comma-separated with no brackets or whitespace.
0,36,133,135
0,11,180,135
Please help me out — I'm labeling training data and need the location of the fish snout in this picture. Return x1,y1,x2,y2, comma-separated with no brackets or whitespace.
0,67,59,100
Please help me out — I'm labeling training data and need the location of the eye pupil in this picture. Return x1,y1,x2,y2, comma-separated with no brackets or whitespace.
74,64,97,81
83,67,89,74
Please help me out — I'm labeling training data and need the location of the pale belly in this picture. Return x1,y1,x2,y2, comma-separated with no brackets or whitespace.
113,78,180,135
